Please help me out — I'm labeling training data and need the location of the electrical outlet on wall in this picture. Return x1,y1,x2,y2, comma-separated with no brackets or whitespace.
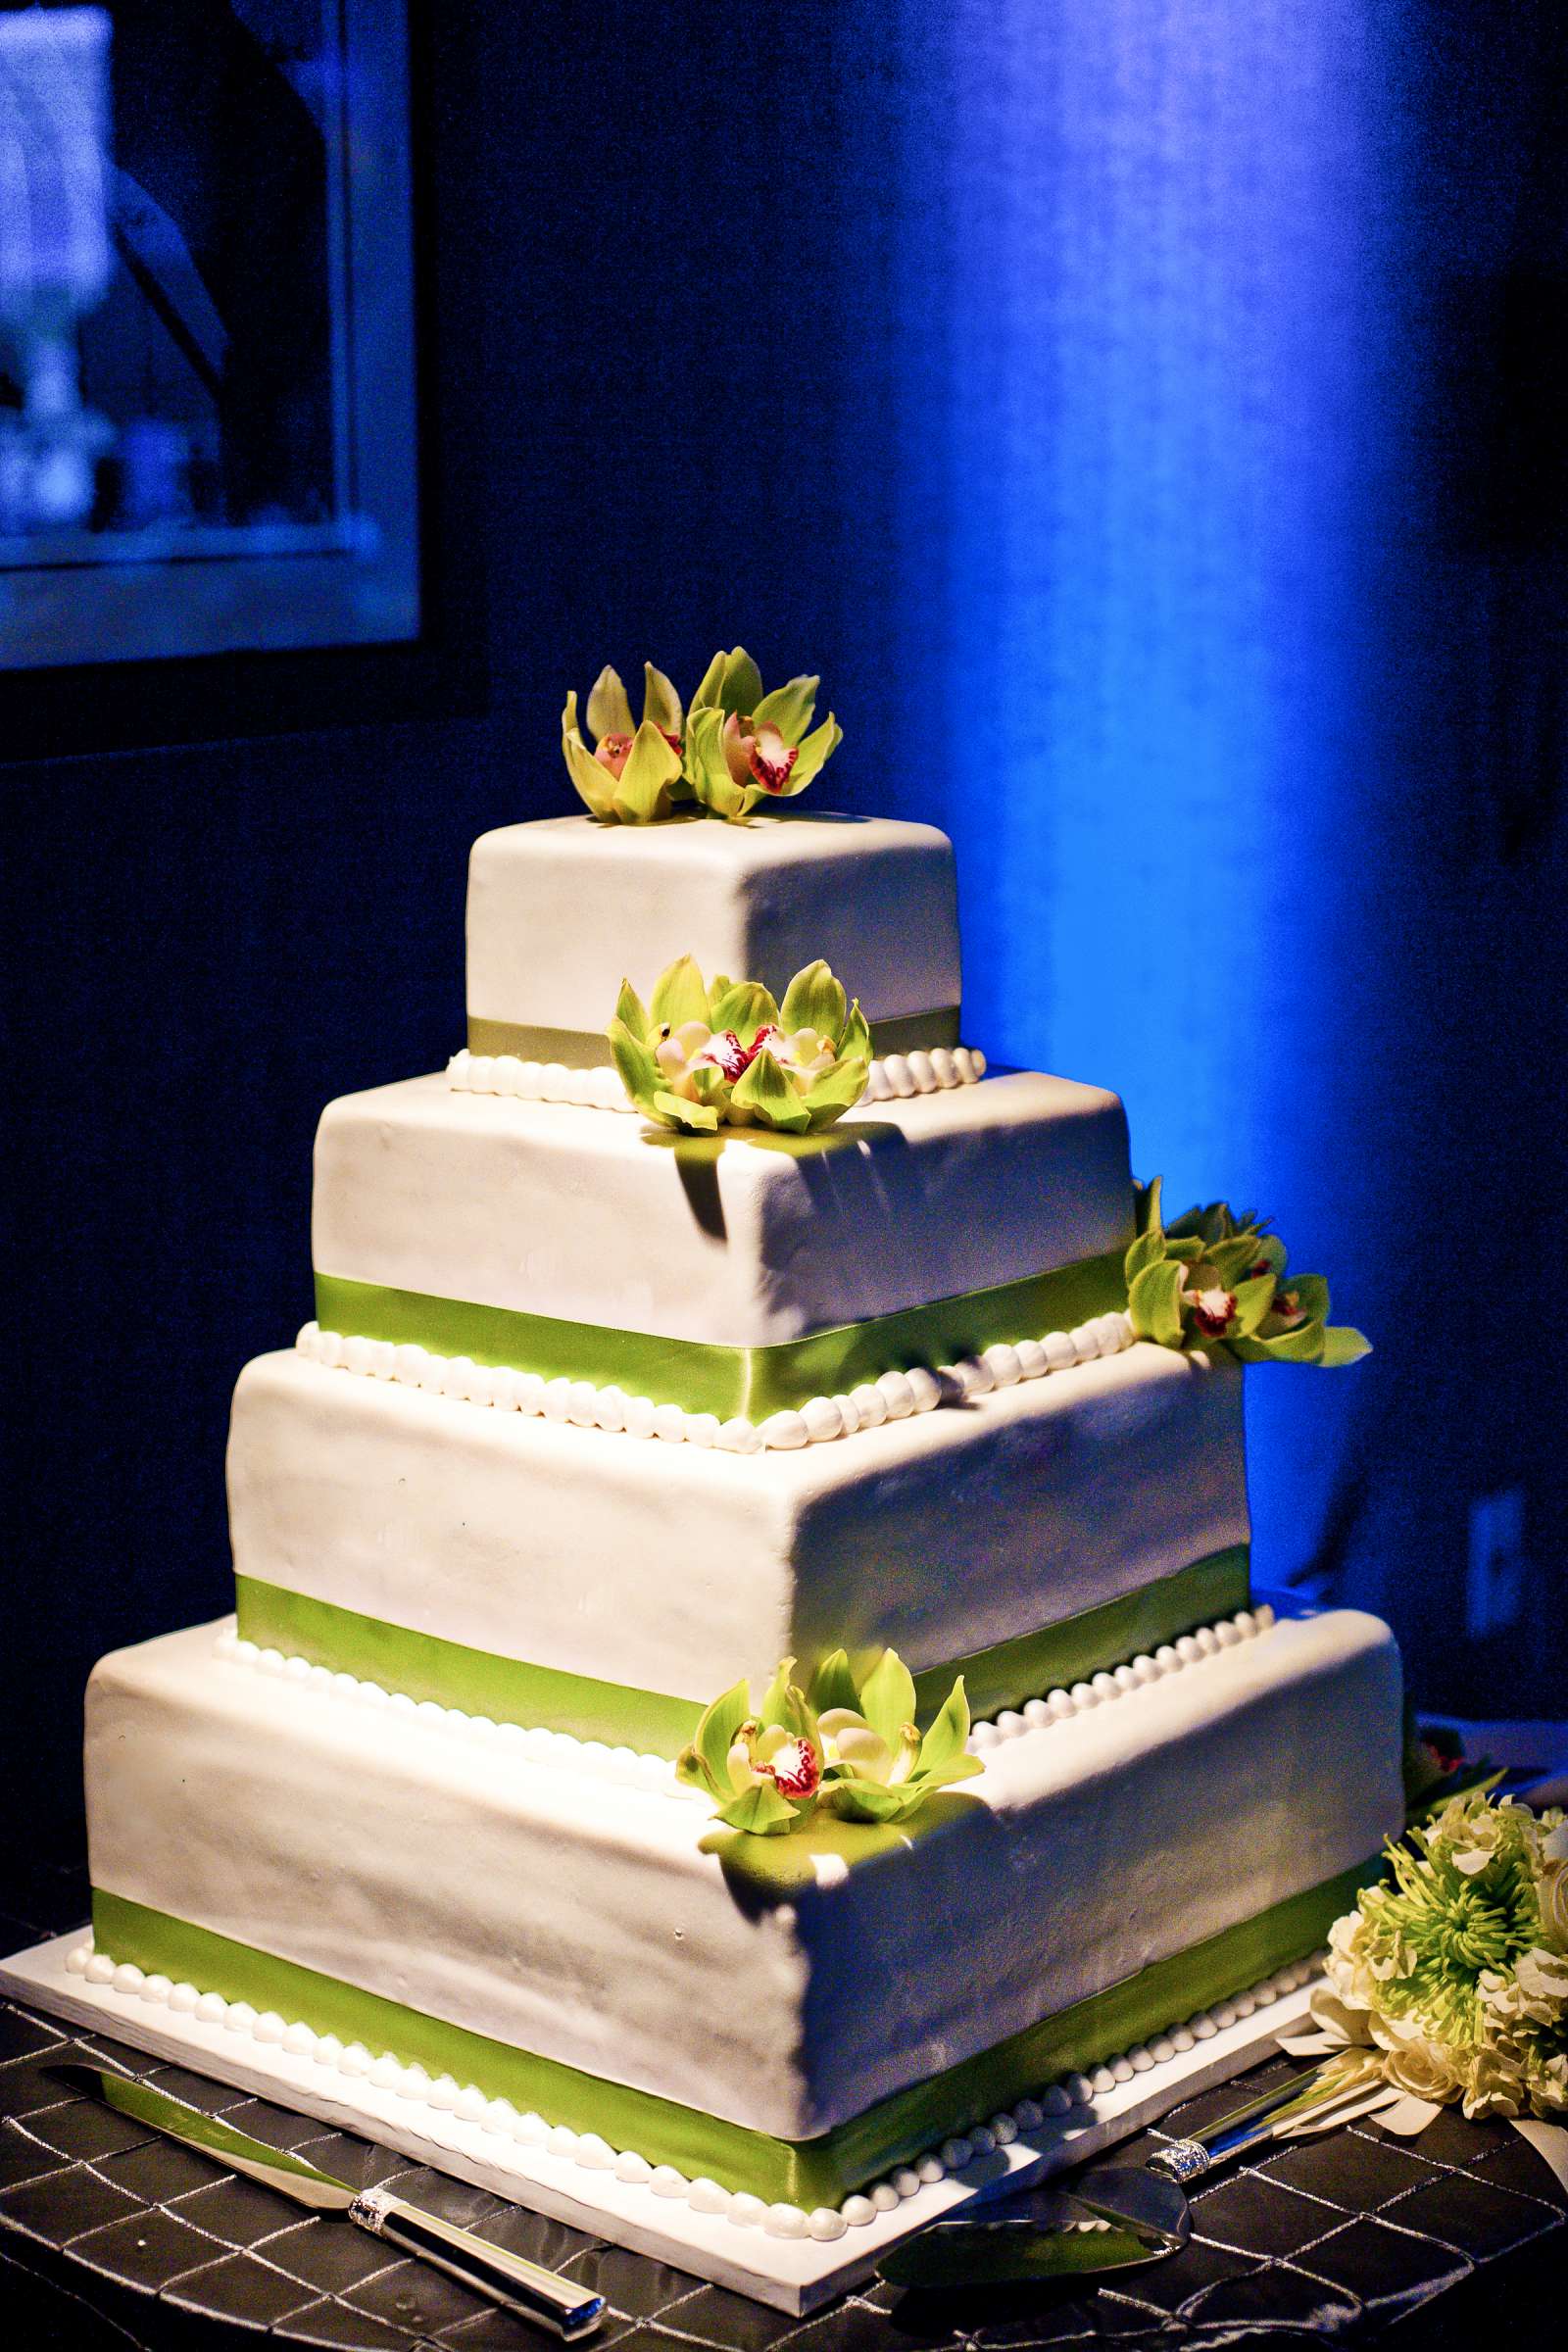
1466,1486,1528,1641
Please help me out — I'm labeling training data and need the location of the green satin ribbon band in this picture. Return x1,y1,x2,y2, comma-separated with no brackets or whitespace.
313,1249,1131,1423
233,1546,1250,1759
92,1860,1378,2209
466,1007,963,1070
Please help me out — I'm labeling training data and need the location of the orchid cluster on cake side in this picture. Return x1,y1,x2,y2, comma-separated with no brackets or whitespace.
677,1647,982,1837
608,955,871,1134
1124,1178,1370,1367
1300,1786,1568,2123
560,646,842,824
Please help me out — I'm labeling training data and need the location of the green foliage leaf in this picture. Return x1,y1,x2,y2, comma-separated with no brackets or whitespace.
780,959,848,1040
613,978,649,1042
650,954,710,1032
787,711,842,792
731,1048,812,1133
710,979,780,1040
642,661,683,737
694,1679,752,1794
1129,1257,1187,1348
810,1649,861,1716
916,1676,971,1779
753,675,818,743
717,1779,801,1836
719,647,764,716
858,1649,918,1752
585,664,635,742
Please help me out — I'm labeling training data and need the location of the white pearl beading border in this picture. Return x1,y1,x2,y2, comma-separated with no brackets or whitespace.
63,1929,1325,2242
293,1308,1137,1456
448,1045,988,1112
211,1601,1278,1803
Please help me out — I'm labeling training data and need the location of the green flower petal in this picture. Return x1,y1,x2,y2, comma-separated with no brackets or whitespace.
781,959,848,1040
753,675,818,744
643,661,683,737
916,1676,971,1779
800,1059,869,1128
810,1649,861,1716
1129,1258,1187,1347
858,1649,917,1753
607,1017,660,1103
719,647,763,717
653,1088,720,1133
783,711,841,793
614,717,683,823
710,980,780,1041
717,1780,801,1837
730,1048,811,1132
1320,1325,1372,1367
650,954,710,1031
612,978,649,1043
694,1679,752,1794
689,649,729,714
586,664,635,742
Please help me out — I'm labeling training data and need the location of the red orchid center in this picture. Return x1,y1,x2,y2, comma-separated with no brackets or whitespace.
1186,1286,1239,1338
703,1024,783,1081
767,1739,820,1800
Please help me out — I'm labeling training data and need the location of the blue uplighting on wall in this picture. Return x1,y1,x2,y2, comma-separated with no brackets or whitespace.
896,1,1404,1585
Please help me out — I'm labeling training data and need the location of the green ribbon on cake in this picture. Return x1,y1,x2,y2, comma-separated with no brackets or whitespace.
91,1857,1379,2211
234,1546,1250,1756
466,1007,962,1070
313,1248,1131,1423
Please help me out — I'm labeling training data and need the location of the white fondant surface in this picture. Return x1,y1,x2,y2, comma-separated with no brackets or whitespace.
311,1073,1132,1350
84,1610,1402,2142
466,813,961,1035
227,1344,1250,1699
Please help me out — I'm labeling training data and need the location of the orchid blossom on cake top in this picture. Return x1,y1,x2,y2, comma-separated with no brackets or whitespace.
562,662,688,824
683,646,842,821
676,1648,982,1837
608,955,871,1134
1123,1179,1369,1367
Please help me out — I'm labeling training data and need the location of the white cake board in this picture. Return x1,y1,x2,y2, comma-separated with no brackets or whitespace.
1,1931,1316,2316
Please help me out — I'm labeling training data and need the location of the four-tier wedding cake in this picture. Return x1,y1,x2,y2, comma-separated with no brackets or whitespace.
75,654,1403,2247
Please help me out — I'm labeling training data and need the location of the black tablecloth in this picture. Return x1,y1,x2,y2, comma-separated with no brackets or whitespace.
3,1860,1563,2348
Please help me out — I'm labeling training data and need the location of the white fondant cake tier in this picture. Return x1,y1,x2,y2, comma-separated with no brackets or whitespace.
312,1073,1132,1352
226,1343,1250,1707
84,1610,1401,2147
466,813,960,1049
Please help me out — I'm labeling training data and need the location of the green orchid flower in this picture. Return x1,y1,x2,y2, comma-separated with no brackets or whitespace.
1124,1178,1370,1366
606,956,871,1135
562,662,688,823
683,646,843,821
676,1648,981,1837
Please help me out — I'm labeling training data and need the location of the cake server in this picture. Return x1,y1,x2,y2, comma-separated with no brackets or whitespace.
878,2057,1371,2291
54,2064,605,2337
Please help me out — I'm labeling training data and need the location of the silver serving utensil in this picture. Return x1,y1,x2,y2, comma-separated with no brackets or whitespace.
879,2058,1363,2293
54,2064,604,2337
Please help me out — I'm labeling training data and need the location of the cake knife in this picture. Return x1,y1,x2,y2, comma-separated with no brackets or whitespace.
878,2057,1368,2290
54,2064,605,2337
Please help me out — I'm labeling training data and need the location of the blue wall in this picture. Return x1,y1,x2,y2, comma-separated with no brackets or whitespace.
5,1,1564,1870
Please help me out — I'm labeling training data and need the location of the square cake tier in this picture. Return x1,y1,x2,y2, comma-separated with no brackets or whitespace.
84,1611,1401,2188
226,1344,1250,1736
466,812,960,1059
310,1074,1133,1403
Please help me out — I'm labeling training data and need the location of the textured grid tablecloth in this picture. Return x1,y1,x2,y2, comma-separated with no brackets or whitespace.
3,1859,1563,2349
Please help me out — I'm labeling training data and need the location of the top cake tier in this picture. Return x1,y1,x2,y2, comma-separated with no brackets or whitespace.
466,812,959,1061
